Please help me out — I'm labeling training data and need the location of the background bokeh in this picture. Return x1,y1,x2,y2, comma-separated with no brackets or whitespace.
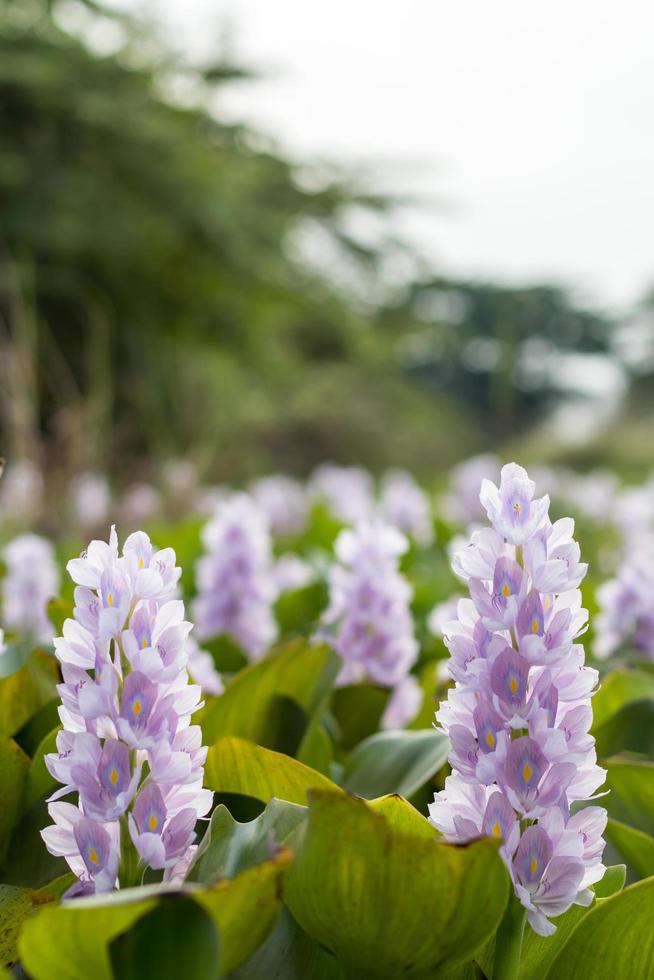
1,0,653,492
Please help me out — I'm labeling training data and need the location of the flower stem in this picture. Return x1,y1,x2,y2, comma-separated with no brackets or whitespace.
493,895,526,980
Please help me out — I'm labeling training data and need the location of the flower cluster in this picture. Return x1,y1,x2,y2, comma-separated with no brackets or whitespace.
250,475,309,538
594,554,654,660
429,464,606,936
41,527,212,896
320,523,420,728
193,493,277,660
379,469,434,546
2,534,60,643
309,464,374,526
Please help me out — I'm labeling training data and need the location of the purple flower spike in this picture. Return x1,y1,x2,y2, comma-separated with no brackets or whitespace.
42,526,211,895
431,463,605,936
320,522,418,693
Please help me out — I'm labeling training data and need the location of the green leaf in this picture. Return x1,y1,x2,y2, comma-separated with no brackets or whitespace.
198,640,340,751
191,851,291,976
109,895,220,980
603,756,654,834
543,877,654,978
23,726,60,812
202,634,248,674
284,789,510,978
341,728,449,799
591,668,654,730
330,683,390,750
19,892,158,980
274,582,328,636
594,864,626,898
188,798,306,884
0,649,59,737
204,736,339,806
593,701,654,757
19,852,291,980
46,598,74,638
478,893,600,980
0,876,75,970
605,819,654,879
0,885,33,969
367,794,439,840
13,699,60,757
0,737,29,865
0,640,34,680
232,907,345,980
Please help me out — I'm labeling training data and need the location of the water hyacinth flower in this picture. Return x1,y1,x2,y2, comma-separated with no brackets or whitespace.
0,460,44,525
2,534,60,642
70,471,111,528
379,469,434,546
429,463,606,936
320,522,419,727
594,553,654,659
250,474,309,538
309,463,374,526
193,493,277,660
41,527,212,896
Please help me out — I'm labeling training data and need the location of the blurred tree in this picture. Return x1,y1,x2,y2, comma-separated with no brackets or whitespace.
0,0,620,483
376,277,616,434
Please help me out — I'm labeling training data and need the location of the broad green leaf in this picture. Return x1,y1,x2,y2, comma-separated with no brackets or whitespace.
605,819,654,879
0,876,74,970
284,789,510,978
407,661,443,731
204,736,339,806
543,877,654,979
341,728,449,799
192,851,291,976
330,683,389,750
189,798,306,884
47,598,74,638
199,639,339,751
295,713,333,776
20,853,290,980
202,634,248,674
591,668,654,730
0,640,34,680
0,885,33,969
594,864,626,898
274,582,328,636
603,757,654,834
0,738,29,865
23,726,60,812
233,907,345,980
367,794,439,840
0,798,68,888
593,701,654,757
19,892,158,980
13,699,60,757
0,650,59,737
109,895,220,980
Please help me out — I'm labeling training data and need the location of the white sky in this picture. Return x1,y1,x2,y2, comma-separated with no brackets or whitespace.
128,0,654,310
